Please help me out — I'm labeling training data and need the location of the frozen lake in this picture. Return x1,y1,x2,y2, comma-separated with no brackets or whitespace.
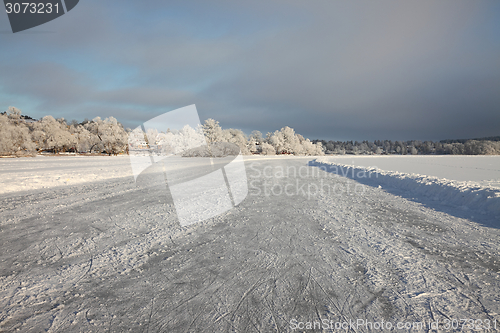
0,155,499,332
1,155,499,195
317,155,500,185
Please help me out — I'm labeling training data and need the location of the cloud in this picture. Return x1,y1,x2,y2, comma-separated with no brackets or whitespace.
0,0,498,141
0,62,93,111
97,87,194,108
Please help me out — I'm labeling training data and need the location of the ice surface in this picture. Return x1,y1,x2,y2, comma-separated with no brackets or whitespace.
0,155,499,332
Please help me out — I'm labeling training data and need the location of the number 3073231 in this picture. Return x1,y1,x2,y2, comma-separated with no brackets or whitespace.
5,3,59,14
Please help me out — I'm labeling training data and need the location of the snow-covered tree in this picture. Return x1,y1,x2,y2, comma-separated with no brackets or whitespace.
32,115,75,153
0,113,35,156
249,130,263,144
7,106,21,121
202,118,223,144
248,130,262,154
145,128,159,146
266,126,323,155
69,124,93,153
84,117,127,155
100,117,128,155
222,128,249,154
259,142,276,155
267,128,289,154
301,138,324,155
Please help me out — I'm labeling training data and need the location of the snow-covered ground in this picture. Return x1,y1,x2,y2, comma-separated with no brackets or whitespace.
312,156,500,219
2,155,498,195
0,155,499,332
0,156,134,195
315,155,500,187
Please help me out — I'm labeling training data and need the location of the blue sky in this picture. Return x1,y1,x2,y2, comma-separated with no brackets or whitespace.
1,0,499,141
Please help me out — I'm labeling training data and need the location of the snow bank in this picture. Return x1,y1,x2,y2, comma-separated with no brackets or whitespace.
309,155,500,186
311,157,500,216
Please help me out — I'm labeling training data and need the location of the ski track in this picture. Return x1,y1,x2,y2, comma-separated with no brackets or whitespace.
0,157,499,332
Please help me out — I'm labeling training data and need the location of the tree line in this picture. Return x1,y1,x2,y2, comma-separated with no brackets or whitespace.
313,138,500,155
0,107,324,157
1,106,498,156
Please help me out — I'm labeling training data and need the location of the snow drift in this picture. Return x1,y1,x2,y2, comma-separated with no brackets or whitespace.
310,157,500,216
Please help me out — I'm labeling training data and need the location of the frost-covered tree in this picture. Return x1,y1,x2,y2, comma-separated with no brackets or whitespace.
32,115,75,153
249,130,263,144
222,128,249,154
155,131,175,155
202,118,223,144
0,112,35,156
69,124,93,153
268,128,290,154
167,125,206,155
266,126,323,155
99,117,128,155
145,128,159,146
82,118,103,153
84,117,127,155
7,106,22,121
463,140,500,155
353,142,370,155
259,142,276,155
301,138,324,155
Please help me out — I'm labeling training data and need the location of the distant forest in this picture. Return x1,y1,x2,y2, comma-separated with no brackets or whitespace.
440,136,500,144
313,136,500,155
1,106,499,156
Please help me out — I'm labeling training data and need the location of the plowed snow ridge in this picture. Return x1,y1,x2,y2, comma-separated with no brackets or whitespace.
312,157,500,217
